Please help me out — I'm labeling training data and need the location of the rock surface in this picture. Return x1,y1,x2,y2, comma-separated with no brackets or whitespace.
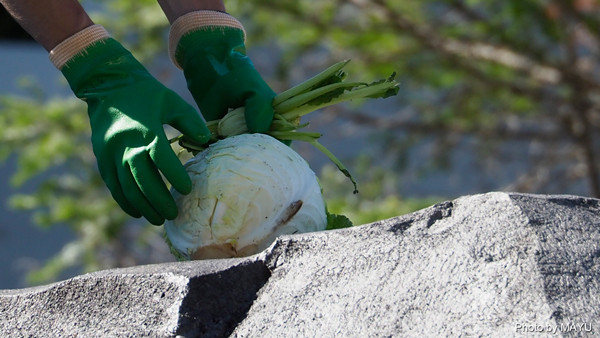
1,192,599,337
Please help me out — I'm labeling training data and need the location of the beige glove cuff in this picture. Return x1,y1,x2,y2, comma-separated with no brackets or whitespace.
168,11,246,69
49,25,111,70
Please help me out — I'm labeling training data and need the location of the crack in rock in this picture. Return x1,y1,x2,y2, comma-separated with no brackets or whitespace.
426,201,454,228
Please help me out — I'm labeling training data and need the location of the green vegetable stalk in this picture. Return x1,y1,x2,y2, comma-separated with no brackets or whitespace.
171,60,400,194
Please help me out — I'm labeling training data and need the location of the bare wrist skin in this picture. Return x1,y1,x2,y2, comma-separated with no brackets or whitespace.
1,0,228,50
157,0,226,23
0,0,93,51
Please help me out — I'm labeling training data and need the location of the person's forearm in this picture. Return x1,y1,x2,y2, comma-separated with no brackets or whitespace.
157,0,225,23
0,0,93,51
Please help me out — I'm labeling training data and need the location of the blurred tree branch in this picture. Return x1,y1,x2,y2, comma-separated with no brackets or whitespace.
324,0,600,197
328,106,566,142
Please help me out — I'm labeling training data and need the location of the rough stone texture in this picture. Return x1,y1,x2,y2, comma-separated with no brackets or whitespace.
1,192,600,337
0,259,271,337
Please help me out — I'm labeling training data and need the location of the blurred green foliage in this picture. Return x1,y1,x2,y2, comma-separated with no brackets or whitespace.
321,161,443,226
2,0,600,285
235,0,600,196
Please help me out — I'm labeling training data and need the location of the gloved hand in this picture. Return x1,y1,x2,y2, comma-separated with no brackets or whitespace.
169,11,275,133
50,25,211,225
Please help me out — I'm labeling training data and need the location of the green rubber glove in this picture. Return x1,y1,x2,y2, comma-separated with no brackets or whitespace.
61,38,211,225
174,24,275,133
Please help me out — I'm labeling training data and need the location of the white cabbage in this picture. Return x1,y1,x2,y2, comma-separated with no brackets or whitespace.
165,133,327,260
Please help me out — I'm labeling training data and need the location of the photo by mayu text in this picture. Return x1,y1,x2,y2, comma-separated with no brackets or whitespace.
515,322,593,334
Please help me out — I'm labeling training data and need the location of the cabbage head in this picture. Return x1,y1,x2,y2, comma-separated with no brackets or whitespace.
165,133,327,260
